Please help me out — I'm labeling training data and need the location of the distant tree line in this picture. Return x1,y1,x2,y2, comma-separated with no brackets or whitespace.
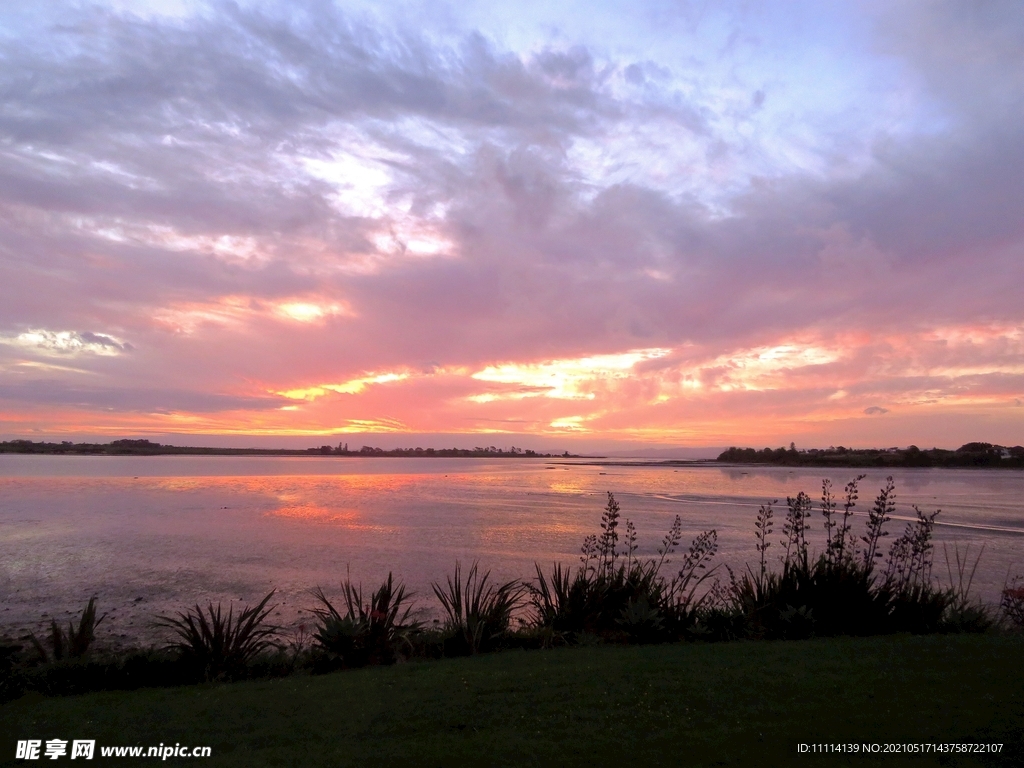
717,442,1024,468
0,439,571,458
320,444,568,458
0,439,309,456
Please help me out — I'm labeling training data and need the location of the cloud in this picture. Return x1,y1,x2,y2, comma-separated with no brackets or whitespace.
0,2,1022,446
0,380,284,413
5,330,132,356
863,406,889,416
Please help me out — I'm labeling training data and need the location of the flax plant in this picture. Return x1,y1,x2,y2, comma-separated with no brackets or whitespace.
1000,575,1024,629
432,562,526,654
731,476,961,638
30,597,106,663
833,475,866,564
861,477,895,571
754,502,775,591
782,492,812,574
670,530,720,606
531,494,719,643
596,492,621,576
311,573,417,667
937,544,991,631
885,506,939,591
157,591,279,679
820,479,837,562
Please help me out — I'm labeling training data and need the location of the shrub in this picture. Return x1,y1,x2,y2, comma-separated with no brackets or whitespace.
938,544,991,633
530,492,720,643
432,562,526,655
156,591,280,680
1001,577,1024,629
730,554,893,639
310,573,417,668
727,475,998,639
29,597,106,663
0,641,24,703
16,651,195,696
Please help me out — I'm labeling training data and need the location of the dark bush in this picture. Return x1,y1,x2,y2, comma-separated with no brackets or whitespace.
310,573,418,669
432,562,526,655
29,597,105,663
156,591,280,680
530,493,720,643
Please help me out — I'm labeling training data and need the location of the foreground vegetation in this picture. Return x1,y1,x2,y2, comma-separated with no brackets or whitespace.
3,476,1022,704
2,634,1022,767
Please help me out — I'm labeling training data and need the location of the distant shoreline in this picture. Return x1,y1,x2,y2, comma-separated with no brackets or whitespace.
561,459,1024,471
0,439,590,459
4,438,1024,468
714,443,1024,469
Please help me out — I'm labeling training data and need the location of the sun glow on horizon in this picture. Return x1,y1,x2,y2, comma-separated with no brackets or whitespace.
3,3,1024,449
470,348,672,401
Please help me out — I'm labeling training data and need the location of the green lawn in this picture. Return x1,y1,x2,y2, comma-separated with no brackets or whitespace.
2,634,1022,767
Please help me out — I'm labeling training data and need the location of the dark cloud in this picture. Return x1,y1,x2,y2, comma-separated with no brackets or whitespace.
0,380,285,413
0,1,1020,442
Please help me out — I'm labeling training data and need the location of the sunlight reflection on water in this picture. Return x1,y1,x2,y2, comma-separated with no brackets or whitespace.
1,456,1021,646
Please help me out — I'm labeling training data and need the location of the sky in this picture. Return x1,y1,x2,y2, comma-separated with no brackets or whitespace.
0,0,1022,451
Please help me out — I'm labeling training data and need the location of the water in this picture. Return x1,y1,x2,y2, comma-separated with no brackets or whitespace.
1,455,1022,646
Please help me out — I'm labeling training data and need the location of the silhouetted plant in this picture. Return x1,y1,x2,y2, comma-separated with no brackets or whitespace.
754,501,775,589
1001,575,1024,629
30,597,106,663
657,514,683,572
834,475,865,564
885,506,939,591
156,591,279,679
938,544,991,632
311,573,417,668
432,561,526,654
580,534,598,576
861,476,894,570
943,543,983,607
530,495,718,643
667,529,720,613
624,519,638,571
730,476,960,639
530,562,574,638
0,640,24,703
782,492,812,573
820,479,837,562
531,558,672,643
597,492,621,575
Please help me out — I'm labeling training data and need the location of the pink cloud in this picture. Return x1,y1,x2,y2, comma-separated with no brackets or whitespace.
1,2,1023,449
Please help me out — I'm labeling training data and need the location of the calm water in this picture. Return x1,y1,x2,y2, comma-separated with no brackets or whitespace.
2,455,1022,646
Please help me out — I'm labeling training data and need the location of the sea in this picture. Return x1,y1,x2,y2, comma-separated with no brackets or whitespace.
1,455,1022,646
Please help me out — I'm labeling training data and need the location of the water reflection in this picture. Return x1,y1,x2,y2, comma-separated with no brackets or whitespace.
0,458,1021,646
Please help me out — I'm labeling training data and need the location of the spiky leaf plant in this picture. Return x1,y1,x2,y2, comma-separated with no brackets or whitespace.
156,590,279,680
1001,576,1024,629
530,497,716,643
433,562,526,654
29,597,106,663
311,573,418,667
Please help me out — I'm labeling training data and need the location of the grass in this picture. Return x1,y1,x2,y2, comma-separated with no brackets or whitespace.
2,633,1022,767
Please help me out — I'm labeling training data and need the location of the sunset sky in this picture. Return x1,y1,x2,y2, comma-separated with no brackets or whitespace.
1,0,1022,451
